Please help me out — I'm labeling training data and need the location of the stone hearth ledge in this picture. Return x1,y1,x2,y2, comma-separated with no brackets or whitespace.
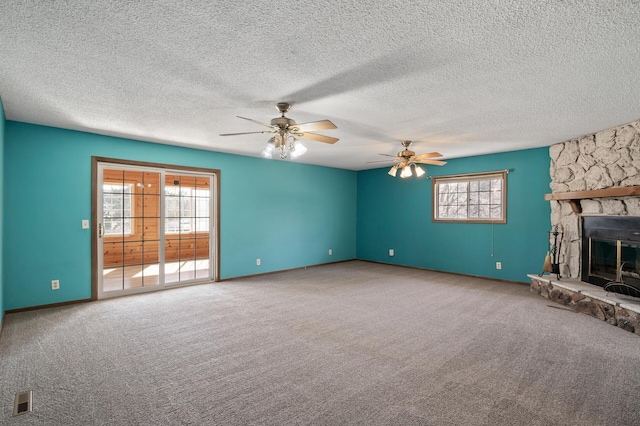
528,274,640,335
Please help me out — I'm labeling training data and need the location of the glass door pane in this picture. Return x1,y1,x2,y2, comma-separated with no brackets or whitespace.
164,173,211,285
101,168,161,294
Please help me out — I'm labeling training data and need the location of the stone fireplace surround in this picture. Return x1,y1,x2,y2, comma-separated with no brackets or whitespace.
530,118,640,335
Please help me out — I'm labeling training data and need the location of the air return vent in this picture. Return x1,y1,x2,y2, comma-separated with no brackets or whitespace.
13,391,32,416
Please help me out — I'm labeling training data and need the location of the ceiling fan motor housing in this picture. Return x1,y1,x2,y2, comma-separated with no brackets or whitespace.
270,116,297,129
399,149,415,158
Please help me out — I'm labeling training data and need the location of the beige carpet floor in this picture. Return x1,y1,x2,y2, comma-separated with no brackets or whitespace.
1,260,638,425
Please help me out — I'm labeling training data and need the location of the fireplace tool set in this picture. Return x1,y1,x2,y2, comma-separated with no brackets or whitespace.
541,226,562,280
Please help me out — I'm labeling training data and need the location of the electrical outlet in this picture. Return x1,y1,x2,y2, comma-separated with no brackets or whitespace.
328,249,332,255
51,280,60,290
389,249,395,257
256,258,261,266
496,262,502,270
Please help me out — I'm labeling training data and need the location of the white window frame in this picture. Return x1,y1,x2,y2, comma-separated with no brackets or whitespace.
165,186,210,234
432,170,507,223
102,183,134,236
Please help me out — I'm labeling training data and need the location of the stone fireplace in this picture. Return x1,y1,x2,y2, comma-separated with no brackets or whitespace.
548,119,640,280
529,118,640,335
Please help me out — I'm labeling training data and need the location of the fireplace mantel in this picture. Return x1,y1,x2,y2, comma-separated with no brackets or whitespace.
544,185,640,213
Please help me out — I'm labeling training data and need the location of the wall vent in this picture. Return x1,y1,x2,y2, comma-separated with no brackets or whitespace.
13,391,32,416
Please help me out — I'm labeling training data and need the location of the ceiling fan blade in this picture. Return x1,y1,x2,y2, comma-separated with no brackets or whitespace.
416,159,447,166
295,120,337,132
236,116,274,129
366,159,399,164
219,131,274,136
413,152,443,159
298,132,339,144
378,154,399,158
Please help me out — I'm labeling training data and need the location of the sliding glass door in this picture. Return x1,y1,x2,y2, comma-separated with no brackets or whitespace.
96,162,217,298
163,173,211,284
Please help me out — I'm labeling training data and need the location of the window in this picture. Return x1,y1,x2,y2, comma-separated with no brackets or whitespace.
165,186,210,234
433,170,506,223
103,183,134,235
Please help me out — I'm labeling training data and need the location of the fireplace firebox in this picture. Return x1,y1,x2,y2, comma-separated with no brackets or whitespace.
582,216,640,297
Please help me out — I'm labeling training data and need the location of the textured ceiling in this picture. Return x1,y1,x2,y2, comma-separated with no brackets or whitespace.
1,1,640,170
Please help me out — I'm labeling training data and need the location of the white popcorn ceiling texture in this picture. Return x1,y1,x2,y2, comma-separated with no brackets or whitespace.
1,1,639,170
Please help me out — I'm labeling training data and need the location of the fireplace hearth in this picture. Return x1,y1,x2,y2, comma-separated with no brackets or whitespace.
582,216,640,298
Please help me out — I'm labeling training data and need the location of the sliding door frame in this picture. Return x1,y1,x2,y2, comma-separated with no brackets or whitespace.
91,156,221,300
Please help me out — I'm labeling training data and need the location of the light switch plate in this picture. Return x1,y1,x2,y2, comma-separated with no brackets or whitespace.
82,220,90,229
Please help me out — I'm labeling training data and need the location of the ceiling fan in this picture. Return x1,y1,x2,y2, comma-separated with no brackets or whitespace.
220,102,339,160
369,141,447,178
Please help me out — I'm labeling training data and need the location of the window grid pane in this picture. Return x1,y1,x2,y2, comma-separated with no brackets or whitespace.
165,185,210,234
103,184,133,235
434,173,505,223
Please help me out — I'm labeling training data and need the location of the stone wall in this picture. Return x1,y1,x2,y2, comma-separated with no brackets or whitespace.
530,275,640,335
549,119,640,278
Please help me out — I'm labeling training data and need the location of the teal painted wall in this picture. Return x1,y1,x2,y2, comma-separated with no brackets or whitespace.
4,122,357,310
2,119,551,310
356,148,551,282
0,98,5,320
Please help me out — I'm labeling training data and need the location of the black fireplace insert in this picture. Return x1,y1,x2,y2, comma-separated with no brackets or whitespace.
582,216,640,298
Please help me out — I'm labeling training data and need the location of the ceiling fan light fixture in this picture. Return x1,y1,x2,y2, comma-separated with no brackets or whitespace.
388,166,398,177
400,165,412,178
414,165,425,177
273,134,289,159
290,140,307,159
261,139,276,158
